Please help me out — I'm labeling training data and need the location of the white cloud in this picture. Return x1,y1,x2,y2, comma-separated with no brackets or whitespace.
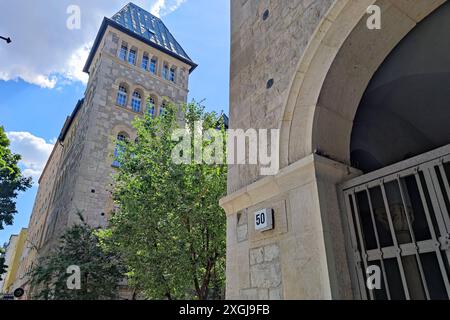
64,42,92,85
167,0,187,14
0,0,186,88
0,69,57,89
151,0,187,17
6,132,55,183
151,0,167,17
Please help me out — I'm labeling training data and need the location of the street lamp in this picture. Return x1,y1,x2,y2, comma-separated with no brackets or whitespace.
0,36,11,44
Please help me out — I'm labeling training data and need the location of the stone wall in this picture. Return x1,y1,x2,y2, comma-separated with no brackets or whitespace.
229,0,334,193
244,244,283,300
15,142,63,295
226,0,359,300
223,153,360,300
226,0,447,300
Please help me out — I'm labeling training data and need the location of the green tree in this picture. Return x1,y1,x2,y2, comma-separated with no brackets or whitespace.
30,214,125,300
100,102,227,300
0,126,32,230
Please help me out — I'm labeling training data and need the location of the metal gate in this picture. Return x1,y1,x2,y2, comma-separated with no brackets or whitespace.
341,145,450,300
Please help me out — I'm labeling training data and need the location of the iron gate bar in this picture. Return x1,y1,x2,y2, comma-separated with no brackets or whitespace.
422,168,450,251
353,167,419,191
426,163,450,292
341,145,450,190
341,145,450,300
428,166,450,232
445,154,450,163
437,163,450,244
414,172,450,298
343,193,368,300
364,188,392,299
366,240,437,260
380,183,411,299
437,163,450,219
397,177,431,299
350,192,375,300
416,240,440,253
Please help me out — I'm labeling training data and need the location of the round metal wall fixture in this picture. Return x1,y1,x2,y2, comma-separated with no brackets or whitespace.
13,288,24,298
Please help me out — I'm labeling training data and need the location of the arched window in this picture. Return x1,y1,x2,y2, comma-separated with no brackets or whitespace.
148,96,156,118
113,133,128,167
119,44,128,61
160,101,167,116
150,57,157,74
162,63,169,80
116,85,127,107
169,66,176,82
141,54,149,71
131,91,142,112
128,48,137,65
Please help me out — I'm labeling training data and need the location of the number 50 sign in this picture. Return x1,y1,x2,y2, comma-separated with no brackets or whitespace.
254,208,274,232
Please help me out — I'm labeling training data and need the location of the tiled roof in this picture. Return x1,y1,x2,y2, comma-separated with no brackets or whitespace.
111,2,192,62
83,2,196,73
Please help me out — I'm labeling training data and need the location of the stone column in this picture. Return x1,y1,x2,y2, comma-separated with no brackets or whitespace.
221,154,360,299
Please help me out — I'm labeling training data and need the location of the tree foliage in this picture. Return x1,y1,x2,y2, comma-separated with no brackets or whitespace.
99,102,227,300
0,126,32,230
30,214,125,300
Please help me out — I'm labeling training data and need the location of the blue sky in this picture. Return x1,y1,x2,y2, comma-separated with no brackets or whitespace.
0,0,230,245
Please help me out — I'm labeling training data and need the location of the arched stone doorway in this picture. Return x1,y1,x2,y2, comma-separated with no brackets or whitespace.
351,2,450,173
281,0,450,300
345,2,450,300
280,0,446,168
223,0,450,300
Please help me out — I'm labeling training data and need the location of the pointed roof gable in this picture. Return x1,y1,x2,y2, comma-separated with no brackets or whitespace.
112,2,192,62
83,2,197,73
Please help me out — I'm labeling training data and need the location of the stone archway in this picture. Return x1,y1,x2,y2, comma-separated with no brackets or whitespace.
280,0,446,169
275,0,447,299
223,0,449,301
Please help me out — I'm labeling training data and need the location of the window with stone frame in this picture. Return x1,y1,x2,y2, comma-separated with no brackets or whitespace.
160,100,167,116
128,48,137,65
162,63,169,80
113,133,128,168
169,66,176,82
141,54,149,71
150,57,158,74
131,91,142,112
119,45,128,61
116,85,128,107
148,96,156,118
